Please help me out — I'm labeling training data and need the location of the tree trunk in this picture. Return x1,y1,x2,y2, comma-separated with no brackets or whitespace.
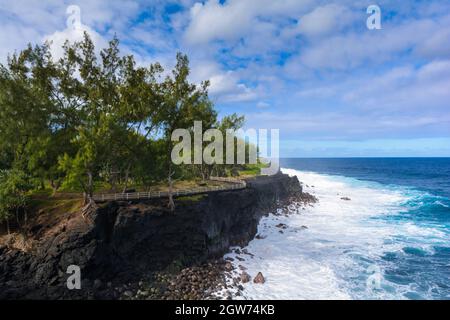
6,219,10,235
87,171,93,198
200,163,206,182
110,165,118,192
16,207,21,229
122,163,131,193
83,171,94,205
50,179,61,195
167,162,175,212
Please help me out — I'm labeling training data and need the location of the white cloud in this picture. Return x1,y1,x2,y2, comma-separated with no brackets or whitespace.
191,60,257,103
185,0,255,44
245,110,450,140
0,23,41,63
415,15,450,59
44,6,108,61
0,0,142,63
340,60,450,112
1,0,450,147
184,0,312,45
294,4,355,37
257,101,270,109
287,14,450,72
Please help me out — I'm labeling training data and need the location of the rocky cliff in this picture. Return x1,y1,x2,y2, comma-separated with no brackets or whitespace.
0,172,302,299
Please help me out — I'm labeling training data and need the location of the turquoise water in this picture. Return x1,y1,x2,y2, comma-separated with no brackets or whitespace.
281,158,450,299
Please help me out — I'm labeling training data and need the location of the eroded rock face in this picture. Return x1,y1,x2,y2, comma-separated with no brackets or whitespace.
0,172,302,299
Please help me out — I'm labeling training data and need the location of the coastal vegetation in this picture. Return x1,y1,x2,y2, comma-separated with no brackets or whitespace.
0,33,258,231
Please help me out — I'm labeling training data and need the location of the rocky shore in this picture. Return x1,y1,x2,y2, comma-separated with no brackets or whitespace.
0,172,314,300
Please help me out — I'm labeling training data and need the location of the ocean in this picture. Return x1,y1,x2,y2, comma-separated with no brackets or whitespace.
223,158,450,300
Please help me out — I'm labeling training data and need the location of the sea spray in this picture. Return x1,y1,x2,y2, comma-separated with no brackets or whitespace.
219,167,450,300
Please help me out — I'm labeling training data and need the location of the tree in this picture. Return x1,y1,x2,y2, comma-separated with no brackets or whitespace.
0,169,32,233
203,113,246,177
159,53,217,211
0,41,78,193
0,44,55,174
108,53,163,192
0,32,243,221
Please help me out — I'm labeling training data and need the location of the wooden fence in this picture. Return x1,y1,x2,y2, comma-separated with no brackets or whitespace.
92,177,246,202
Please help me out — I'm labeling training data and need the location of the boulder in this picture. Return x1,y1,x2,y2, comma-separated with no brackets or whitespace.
253,272,265,284
224,262,233,271
240,272,251,283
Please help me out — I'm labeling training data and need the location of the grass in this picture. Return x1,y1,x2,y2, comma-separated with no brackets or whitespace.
0,195,83,238
176,194,207,202
18,166,264,225
28,197,82,216
93,179,231,194
236,162,268,177
1,168,262,238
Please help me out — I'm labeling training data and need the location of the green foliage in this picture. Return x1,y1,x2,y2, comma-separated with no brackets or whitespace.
0,33,245,210
237,162,267,176
0,169,32,223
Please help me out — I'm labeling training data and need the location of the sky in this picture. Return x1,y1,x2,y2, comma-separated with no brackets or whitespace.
1,0,450,157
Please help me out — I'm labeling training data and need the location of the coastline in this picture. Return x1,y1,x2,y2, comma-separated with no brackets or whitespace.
222,167,449,300
2,163,447,300
0,172,309,300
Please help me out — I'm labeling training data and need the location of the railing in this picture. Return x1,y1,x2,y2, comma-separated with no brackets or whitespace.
92,177,246,202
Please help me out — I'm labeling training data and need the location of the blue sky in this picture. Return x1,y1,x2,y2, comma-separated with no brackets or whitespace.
1,0,450,157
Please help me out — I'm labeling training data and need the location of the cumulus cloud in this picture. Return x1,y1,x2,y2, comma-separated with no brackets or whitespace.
209,72,257,102
184,0,312,45
343,60,450,111
286,13,450,72
0,0,140,63
185,1,254,44
294,4,356,37
190,60,257,102
44,5,107,61
1,0,450,154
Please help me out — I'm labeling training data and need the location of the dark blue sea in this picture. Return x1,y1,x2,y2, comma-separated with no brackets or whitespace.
263,158,450,299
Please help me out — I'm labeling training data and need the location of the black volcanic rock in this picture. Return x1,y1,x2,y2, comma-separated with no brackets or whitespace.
0,172,302,299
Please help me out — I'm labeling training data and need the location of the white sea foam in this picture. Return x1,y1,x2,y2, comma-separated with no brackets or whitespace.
435,200,449,208
219,168,448,300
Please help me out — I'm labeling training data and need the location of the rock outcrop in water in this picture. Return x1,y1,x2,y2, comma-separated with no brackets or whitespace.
0,172,302,299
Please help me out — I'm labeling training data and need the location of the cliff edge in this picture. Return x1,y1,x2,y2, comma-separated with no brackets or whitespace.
0,172,303,299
